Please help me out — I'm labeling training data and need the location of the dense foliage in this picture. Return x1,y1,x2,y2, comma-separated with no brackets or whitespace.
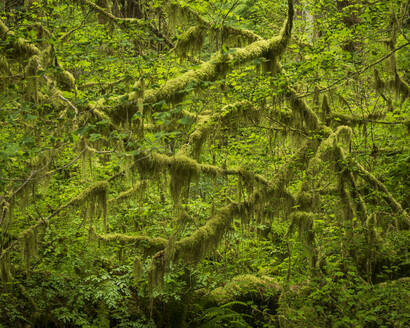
0,0,409,327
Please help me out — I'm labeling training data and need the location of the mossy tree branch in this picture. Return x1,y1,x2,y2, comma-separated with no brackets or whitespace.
95,0,294,123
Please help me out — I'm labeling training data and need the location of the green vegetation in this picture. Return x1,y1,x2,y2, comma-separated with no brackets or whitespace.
0,0,409,327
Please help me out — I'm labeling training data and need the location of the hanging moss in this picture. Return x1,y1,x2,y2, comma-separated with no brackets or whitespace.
14,37,41,59
56,70,76,91
321,95,331,123
333,145,368,224
0,255,12,283
169,155,201,204
109,180,147,205
335,125,352,145
286,85,321,132
132,256,144,281
175,25,205,58
374,68,385,92
21,225,41,278
289,211,316,247
0,20,8,35
134,152,170,178
149,137,316,282
189,114,212,159
25,55,41,103
189,101,259,159
173,207,233,263
337,173,356,235
313,86,320,108
167,1,262,44
66,181,109,229
0,55,9,74
392,72,409,100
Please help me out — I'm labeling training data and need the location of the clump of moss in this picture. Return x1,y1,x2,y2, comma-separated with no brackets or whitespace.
286,86,321,132
0,55,10,74
209,274,280,305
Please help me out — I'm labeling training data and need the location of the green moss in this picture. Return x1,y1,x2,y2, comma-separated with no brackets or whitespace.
0,20,9,35
109,180,147,204
0,254,12,283
15,37,41,58
209,274,280,305
56,70,76,91
133,256,144,281
392,72,409,100
286,86,321,131
175,25,204,58
321,95,331,123
169,155,201,204
173,209,231,262
189,101,259,159
0,55,9,74
93,229,167,255
374,69,385,92
335,126,352,145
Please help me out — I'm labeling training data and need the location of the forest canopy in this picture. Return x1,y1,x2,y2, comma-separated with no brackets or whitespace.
0,0,409,327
